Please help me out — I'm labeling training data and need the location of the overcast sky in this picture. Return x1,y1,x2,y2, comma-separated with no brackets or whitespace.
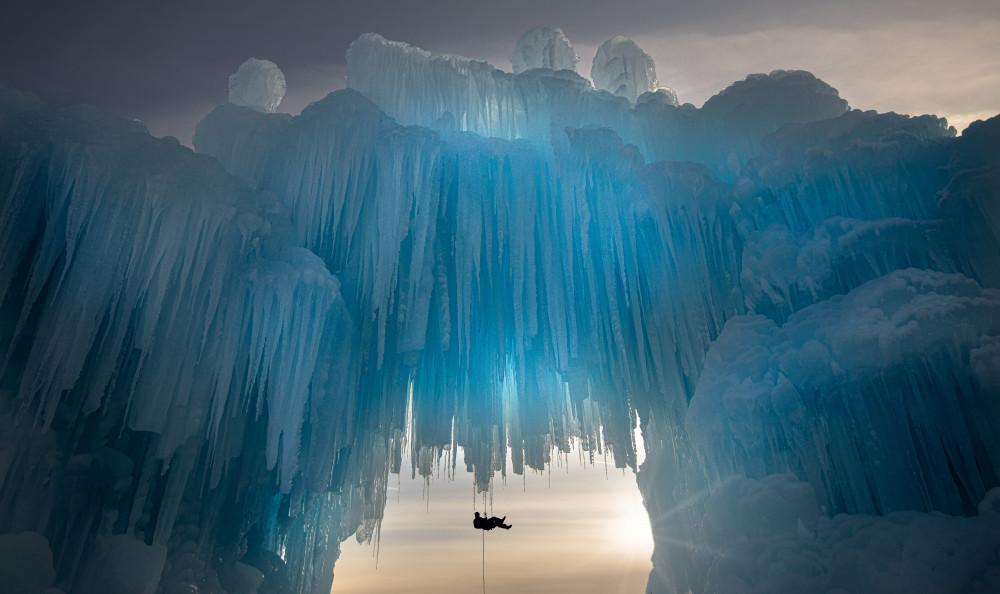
2,0,998,144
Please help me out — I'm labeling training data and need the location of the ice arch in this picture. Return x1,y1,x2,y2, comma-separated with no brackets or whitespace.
2,30,1000,594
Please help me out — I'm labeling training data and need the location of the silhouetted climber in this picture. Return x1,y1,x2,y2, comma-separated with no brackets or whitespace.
473,511,511,530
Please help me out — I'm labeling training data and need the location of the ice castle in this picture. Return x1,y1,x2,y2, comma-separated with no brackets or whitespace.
1,27,999,593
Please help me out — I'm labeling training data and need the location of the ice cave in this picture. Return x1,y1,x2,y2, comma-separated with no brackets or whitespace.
1,26,999,594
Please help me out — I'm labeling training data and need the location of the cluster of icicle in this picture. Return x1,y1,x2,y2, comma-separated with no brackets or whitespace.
194,88,754,482
0,87,364,593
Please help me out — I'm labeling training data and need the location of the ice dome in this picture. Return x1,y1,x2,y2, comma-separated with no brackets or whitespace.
510,27,579,74
591,36,658,103
228,58,286,113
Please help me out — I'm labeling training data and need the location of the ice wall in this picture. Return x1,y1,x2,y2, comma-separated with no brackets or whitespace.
640,113,1000,594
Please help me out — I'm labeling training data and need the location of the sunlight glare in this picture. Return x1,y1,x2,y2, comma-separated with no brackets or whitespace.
613,491,655,550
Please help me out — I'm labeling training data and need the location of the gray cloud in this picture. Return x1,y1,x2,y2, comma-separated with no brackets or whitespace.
2,0,997,142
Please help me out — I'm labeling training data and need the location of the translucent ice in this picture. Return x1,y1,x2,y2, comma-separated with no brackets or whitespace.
510,27,579,74
590,36,658,103
228,58,286,113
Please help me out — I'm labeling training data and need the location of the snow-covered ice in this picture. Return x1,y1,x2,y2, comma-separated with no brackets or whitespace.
228,58,286,113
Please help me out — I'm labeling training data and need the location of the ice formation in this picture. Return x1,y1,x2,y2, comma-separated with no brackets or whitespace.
2,27,1000,594
510,27,579,74
688,269,1000,514
699,474,1000,593
591,36,658,103
228,58,286,113
347,34,844,180
638,87,679,107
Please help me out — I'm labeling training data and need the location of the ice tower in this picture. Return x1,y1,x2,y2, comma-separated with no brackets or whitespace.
510,27,579,74
591,36,658,103
1,27,999,594
229,58,286,113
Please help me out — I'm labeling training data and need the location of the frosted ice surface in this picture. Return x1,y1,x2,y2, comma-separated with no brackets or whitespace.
704,473,820,541
687,269,1000,515
637,87,679,107
591,36,658,103
220,562,265,593
972,336,1000,392
510,27,579,74
90,536,166,594
740,217,961,322
980,487,1000,515
228,58,286,113
700,474,1000,594
0,532,56,593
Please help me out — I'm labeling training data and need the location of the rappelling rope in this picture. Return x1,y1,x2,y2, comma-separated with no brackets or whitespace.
482,492,487,594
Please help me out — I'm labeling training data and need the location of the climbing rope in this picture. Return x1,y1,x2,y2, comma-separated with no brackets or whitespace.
482,492,488,593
